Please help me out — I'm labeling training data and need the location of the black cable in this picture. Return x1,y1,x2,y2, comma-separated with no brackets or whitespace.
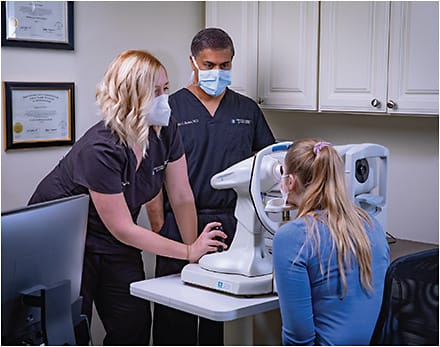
386,231,397,244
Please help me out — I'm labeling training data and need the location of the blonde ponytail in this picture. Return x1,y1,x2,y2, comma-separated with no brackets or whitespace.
285,139,373,296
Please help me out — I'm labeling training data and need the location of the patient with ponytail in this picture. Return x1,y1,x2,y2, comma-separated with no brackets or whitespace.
273,139,390,346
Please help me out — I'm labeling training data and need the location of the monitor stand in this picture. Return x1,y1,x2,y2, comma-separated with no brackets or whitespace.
21,280,76,345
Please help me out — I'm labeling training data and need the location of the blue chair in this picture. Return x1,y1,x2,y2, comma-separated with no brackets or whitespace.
370,248,439,345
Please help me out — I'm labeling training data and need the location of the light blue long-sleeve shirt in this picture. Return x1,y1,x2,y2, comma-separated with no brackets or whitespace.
273,215,390,345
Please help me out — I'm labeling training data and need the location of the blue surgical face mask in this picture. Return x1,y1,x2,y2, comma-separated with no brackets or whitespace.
192,56,231,97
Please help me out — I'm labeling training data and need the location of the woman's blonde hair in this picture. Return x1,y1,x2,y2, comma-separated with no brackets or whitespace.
96,50,164,155
284,139,373,296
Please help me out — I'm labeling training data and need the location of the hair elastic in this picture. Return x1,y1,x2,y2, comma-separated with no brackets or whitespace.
313,141,332,155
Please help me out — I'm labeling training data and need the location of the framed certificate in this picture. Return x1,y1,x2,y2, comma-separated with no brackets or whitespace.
1,1,74,50
4,82,75,150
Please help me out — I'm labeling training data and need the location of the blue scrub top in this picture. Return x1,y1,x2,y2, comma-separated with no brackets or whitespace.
169,88,275,211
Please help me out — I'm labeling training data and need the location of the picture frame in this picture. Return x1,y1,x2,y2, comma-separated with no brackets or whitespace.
3,82,75,150
1,1,74,50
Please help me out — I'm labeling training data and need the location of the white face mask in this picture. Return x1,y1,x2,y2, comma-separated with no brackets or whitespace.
146,94,171,126
280,175,289,206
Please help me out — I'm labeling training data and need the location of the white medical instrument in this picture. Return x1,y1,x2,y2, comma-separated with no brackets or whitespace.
181,142,389,296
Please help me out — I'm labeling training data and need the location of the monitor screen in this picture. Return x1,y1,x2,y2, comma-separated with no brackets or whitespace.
1,194,89,344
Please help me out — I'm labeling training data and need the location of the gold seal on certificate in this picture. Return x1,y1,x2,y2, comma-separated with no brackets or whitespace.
13,122,23,134
4,82,75,150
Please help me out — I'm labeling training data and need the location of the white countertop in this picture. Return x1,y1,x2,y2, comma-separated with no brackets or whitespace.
130,274,279,322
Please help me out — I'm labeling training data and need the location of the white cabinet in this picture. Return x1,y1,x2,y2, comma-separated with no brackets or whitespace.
257,2,319,110
388,2,439,115
206,1,319,110
207,1,438,115
206,2,258,100
319,2,389,113
319,1,439,115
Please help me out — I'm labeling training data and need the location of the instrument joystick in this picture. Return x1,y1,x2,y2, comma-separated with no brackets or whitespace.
212,225,225,252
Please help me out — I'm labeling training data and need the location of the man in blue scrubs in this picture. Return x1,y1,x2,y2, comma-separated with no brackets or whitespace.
148,28,275,345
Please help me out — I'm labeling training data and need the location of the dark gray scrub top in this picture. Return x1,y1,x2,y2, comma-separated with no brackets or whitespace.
169,88,275,211
28,118,184,255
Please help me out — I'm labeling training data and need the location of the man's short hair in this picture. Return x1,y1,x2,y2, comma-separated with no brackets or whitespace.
191,27,235,57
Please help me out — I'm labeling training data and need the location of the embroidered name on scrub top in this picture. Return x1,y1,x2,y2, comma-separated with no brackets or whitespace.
178,118,200,127
152,160,169,175
231,118,252,125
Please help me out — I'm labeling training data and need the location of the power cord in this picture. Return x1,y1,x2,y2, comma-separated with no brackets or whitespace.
386,231,397,244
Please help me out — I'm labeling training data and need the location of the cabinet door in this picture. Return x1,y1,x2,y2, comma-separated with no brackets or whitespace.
206,2,258,99
388,1,439,115
319,2,390,113
258,1,319,110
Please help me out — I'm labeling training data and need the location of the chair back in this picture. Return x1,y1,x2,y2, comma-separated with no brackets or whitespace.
370,248,439,345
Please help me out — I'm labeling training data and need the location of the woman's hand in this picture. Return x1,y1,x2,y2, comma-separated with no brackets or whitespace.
188,222,228,263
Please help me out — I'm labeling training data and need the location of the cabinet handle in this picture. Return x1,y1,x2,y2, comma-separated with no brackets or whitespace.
387,100,396,109
257,97,264,104
371,99,381,108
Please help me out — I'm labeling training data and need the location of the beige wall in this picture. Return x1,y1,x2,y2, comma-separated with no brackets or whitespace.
265,111,439,244
1,2,205,344
3,2,437,243
1,1,438,344
1,1,205,211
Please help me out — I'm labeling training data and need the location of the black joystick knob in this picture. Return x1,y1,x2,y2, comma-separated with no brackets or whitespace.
212,225,225,252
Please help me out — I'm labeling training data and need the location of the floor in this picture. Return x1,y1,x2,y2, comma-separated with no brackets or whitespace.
388,238,438,261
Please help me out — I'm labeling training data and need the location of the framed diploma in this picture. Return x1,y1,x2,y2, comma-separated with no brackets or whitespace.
4,82,75,150
1,1,74,50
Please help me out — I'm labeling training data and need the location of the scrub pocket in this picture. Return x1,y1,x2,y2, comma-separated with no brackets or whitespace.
226,120,253,157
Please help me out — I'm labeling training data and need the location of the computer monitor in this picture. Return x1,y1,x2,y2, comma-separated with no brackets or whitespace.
1,194,89,345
